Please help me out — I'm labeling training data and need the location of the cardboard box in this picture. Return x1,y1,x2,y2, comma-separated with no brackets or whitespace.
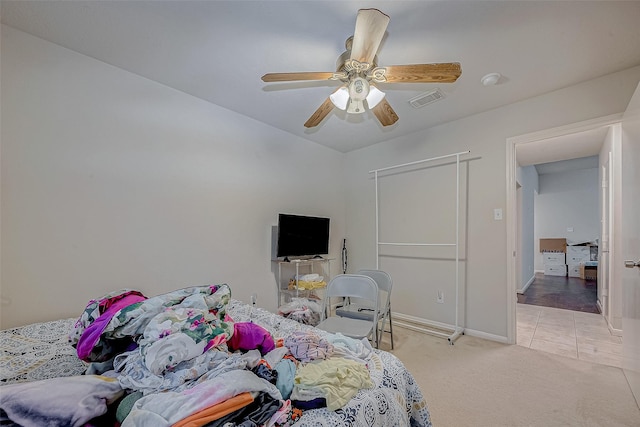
567,264,581,278
540,238,566,253
545,265,567,276
543,252,566,265
567,246,590,264
580,264,597,281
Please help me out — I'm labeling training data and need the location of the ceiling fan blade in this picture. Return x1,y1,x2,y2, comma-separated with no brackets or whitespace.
382,63,462,83
350,8,390,64
304,97,335,128
262,72,335,82
371,98,398,127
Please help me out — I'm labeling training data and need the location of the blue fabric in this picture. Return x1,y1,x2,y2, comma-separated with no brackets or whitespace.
274,359,296,399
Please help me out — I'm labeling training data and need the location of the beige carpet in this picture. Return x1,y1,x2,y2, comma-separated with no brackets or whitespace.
384,326,640,426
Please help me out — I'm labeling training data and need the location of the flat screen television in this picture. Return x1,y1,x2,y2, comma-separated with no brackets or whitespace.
276,213,330,260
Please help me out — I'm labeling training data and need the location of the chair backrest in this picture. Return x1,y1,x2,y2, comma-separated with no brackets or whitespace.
356,269,392,311
356,269,392,293
322,274,379,321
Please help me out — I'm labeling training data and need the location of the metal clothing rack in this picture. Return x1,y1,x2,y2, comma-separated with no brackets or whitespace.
369,150,470,344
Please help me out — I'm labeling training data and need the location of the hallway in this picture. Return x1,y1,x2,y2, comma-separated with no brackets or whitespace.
516,273,622,368
517,272,598,313
517,303,622,368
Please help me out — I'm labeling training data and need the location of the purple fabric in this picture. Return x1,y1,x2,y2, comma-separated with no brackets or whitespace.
227,322,275,355
76,294,146,361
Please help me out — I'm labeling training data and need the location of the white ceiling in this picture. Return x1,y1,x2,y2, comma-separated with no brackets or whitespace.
534,155,599,176
2,1,640,153
516,126,610,167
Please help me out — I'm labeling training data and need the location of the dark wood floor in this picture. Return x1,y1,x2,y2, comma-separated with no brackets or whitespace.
517,272,599,314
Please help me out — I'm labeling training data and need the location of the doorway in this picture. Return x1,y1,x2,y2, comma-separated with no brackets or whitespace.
506,114,624,364
517,155,600,314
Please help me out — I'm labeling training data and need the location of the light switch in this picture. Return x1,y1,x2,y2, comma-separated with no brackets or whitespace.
567,227,574,232
494,208,503,220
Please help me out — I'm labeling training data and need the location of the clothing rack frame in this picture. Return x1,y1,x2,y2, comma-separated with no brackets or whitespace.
369,150,470,344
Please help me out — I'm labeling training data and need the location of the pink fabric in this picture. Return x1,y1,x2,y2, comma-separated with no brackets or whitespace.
76,294,146,360
227,322,275,355
98,290,145,312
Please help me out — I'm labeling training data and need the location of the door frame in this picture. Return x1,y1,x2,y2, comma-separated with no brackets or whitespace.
599,152,612,319
505,113,623,344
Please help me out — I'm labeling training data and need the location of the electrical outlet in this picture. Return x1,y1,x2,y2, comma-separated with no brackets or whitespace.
437,290,444,304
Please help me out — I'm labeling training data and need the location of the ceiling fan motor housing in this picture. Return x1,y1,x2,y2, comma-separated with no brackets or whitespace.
336,45,378,75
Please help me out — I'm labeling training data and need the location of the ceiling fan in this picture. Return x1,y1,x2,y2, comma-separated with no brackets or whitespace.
261,8,462,128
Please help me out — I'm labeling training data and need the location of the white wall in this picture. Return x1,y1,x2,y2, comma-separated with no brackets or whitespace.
534,168,600,271
2,24,640,340
344,66,640,340
0,26,346,328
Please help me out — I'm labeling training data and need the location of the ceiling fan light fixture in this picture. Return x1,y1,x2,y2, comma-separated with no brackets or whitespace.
348,77,370,101
366,86,386,109
330,87,350,110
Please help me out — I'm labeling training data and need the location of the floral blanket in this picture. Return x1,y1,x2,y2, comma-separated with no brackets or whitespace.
69,284,233,366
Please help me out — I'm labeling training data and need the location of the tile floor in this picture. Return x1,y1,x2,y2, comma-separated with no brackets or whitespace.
516,302,623,368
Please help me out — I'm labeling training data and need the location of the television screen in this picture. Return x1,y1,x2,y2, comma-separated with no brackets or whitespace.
276,214,330,259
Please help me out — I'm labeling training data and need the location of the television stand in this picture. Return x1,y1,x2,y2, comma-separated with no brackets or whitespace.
273,257,333,308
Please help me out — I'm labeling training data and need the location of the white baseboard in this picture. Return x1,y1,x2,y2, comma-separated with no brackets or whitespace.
607,319,623,337
463,328,509,344
518,275,536,294
596,300,623,337
392,312,508,344
393,312,455,331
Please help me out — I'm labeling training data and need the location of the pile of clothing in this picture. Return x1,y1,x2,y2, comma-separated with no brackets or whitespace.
278,298,323,326
0,284,376,427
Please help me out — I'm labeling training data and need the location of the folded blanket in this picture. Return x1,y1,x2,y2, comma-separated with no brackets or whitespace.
0,375,124,427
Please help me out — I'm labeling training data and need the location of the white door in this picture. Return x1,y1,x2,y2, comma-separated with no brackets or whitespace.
621,82,640,406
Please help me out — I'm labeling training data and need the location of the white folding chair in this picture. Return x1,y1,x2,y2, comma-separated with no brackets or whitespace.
316,274,379,345
335,269,394,349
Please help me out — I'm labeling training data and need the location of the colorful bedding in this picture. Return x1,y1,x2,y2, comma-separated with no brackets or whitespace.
0,284,431,427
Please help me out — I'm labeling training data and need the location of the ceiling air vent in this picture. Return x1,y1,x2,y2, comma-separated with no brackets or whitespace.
408,88,445,109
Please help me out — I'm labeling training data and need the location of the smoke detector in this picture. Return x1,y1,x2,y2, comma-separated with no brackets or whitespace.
408,88,445,109
481,72,501,86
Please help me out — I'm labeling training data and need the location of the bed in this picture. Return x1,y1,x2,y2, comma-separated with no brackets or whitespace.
0,284,431,427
